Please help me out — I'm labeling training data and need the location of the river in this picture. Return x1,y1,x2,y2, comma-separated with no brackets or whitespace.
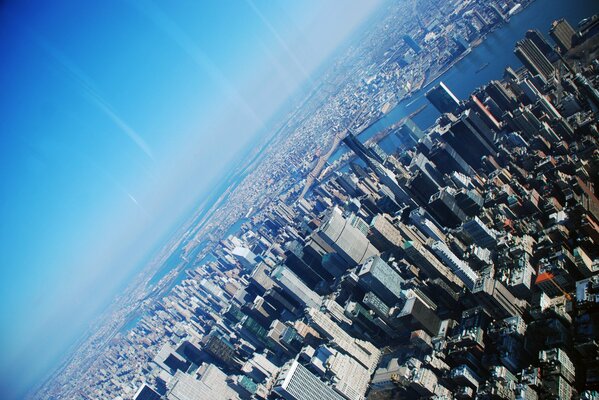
332,0,599,159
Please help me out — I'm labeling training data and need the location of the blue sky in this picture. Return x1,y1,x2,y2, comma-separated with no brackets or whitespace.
0,0,383,396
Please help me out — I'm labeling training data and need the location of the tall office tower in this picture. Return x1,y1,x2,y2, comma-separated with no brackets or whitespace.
574,73,599,110
505,106,544,139
514,39,555,82
428,141,475,176
363,292,391,319
245,296,276,327
525,29,558,61
357,256,404,306
271,265,323,309
165,367,240,400
454,188,483,217
273,360,345,400
202,329,241,370
409,207,446,242
303,234,346,279
153,344,192,374
402,240,462,290
346,301,380,335
133,385,161,400
428,187,469,228
343,134,416,207
284,242,329,286
549,19,576,54
248,263,276,295
539,348,576,385
306,308,381,372
443,110,496,169
238,314,270,349
470,94,502,131
403,34,421,54
461,217,498,249
232,246,258,270
316,207,379,267
342,133,384,165
407,171,439,207
368,213,404,252
430,241,479,290
426,81,461,114
394,295,442,337
485,80,518,113
471,277,526,318
404,117,424,139
409,153,444,191
395,118,424,148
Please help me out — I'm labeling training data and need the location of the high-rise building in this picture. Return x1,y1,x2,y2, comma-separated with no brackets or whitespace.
426,82,461,114
514,38,555,82
165,366,240,400
525,29,558,61
342,133,384,165
273,360,345,400
409,207,446,242
343,134,417,207
357,256,404,306
306,308,381,372
402,240,462,290
428,187,469,228
394,295,442,337
133,384,161,400
284,242,329,286
549,19,576,54
461,217,498,249
232,246,258,270
316,207,379,266
431,241,479,290
202,329,241,370
443,109,497,169
271,265,323,309
363,292,391,319
368,213,404,252
471,277,526,318
395,118,424,148
403,34,422,54
485,80,518,113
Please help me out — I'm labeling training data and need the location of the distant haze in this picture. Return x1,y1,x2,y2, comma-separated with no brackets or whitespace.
0,0,383,397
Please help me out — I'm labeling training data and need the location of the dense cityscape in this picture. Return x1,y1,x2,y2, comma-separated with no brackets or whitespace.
33,0,599,399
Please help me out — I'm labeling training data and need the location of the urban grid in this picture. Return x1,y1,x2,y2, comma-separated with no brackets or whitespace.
36,1,599,399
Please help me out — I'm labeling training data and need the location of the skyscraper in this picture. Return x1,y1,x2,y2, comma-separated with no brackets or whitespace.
549,19,576,54
274,360,345,400
368,213,404,252
430,241,479,290
485,80,517,113
524,29,558,61
402,240,462,290
395,117,424,149
514,38,555,82
343,134,418,208
443,109,497,169
426,82,461,114
316,206,379,266
271,265,323,309
357,256,404,306
133,385,161,400
403,34,421,54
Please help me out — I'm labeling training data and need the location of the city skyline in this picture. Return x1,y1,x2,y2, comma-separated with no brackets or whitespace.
1,0,599,399
0,1,383,396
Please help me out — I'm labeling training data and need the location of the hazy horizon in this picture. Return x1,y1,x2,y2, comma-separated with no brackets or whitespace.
0,0,384,397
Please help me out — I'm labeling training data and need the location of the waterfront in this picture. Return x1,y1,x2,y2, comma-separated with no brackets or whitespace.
331,0,599,159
